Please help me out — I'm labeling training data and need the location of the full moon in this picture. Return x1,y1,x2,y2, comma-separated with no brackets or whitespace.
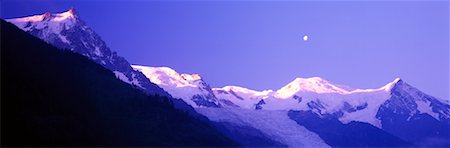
303,35,308,41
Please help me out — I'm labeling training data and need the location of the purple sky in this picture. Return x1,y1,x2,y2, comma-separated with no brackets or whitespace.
2,1,449,99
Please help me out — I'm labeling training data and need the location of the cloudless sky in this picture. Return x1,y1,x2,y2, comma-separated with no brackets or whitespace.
2,0,449,99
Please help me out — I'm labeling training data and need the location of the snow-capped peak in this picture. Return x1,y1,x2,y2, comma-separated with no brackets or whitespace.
132,65,221,107
7,9,170,96
54,7,78,21
7,8,78,32
6,8,80,46
381,77,402,91
274,77,351,98
131,65,195,88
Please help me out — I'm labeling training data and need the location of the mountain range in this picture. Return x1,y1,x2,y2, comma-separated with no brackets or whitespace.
4,9,449,147
133,65,450,147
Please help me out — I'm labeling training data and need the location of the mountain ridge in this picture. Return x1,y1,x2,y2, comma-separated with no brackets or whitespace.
142,65,447,146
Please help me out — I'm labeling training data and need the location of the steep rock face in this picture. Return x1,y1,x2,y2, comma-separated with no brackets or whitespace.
6,8,169,96
377,79,450,122
376,80,450,146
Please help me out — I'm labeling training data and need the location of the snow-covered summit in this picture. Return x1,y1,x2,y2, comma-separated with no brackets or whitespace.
274,77,404,99
9,8,77,22
383,77,402,90
274,77,352,98
132,65,221,108
131,65,201,88
7,8,78,33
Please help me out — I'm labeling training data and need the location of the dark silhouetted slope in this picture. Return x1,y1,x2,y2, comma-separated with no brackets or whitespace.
0,19,238,147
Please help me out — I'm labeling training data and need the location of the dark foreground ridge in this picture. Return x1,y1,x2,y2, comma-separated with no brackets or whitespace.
0,19,239,147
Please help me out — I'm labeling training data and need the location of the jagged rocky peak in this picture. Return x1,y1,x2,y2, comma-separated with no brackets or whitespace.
67,7,77,16
50,7,78,19
377,77,450,122
49,7,79,21
54,7,78,19
41,12,52,20
6,9,170,96
381,77,403,91
6,8,81,35
9,8,78,23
